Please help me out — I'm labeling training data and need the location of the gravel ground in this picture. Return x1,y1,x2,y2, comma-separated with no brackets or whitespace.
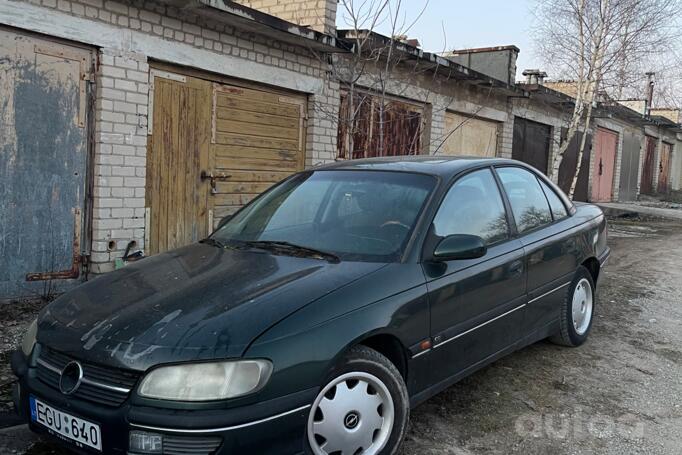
1,218,681,454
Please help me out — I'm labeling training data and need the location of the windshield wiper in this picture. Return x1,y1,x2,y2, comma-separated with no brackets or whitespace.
199,238,226,249
242,240,340,263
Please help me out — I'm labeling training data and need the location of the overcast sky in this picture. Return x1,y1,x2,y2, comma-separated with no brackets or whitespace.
336,0,542,82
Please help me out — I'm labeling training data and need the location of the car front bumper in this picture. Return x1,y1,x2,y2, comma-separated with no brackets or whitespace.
11,350,314,455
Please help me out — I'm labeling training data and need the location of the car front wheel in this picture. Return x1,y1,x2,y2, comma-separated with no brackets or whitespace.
306,345,409,455
551,265,596,347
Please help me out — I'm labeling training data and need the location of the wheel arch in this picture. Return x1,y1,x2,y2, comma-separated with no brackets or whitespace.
581,256,600,284
325,329,410,384
356,333,409,381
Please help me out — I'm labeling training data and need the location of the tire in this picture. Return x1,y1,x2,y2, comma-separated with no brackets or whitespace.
550,265,596,347
305,345,410,455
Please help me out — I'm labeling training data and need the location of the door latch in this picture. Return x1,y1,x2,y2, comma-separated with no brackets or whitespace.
200,171,231,194
598,158,603,176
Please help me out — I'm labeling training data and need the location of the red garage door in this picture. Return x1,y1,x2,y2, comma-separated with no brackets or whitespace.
591,128,618,202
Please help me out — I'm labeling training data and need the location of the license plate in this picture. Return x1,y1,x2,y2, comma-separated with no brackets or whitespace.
30,396,102,451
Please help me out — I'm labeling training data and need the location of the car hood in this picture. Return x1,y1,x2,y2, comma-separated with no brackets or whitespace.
37,243,385,371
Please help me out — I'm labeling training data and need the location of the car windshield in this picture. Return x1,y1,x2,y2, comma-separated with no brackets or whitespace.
212,170,436,262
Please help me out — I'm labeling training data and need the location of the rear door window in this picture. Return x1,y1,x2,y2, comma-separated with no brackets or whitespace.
496,167,553,233
538,179,568,220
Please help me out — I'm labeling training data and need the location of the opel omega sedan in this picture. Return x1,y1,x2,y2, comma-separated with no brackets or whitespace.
12,157,609,455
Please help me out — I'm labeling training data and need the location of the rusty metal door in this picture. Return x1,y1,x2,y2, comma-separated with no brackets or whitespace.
512,117,551,174
442,112,498,157
0,29,94,299
640,136,657,195
591,127,618,202
146,70,212,255
618,130,641,201
558,128,592,201
658,142,672,194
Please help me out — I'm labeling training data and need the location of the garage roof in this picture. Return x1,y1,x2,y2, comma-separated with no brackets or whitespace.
157,0,343,52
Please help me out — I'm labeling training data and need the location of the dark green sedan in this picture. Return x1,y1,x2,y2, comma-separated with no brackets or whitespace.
13,157,609,455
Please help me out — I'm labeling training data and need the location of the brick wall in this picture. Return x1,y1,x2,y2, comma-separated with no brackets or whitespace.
90,49,149,267
342,58,511,156
6,0,338,273
233,0,337,34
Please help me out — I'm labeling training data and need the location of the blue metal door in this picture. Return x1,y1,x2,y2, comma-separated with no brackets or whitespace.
0,28,93,299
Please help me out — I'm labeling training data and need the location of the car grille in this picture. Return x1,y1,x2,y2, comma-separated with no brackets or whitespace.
162,435,223,455
36,347,141,407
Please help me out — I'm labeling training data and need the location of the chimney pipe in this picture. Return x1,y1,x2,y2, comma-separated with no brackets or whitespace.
522,69,548,85
645,72,655,116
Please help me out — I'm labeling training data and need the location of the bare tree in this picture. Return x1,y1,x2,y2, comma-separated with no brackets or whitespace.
534,0,681,199
329,0,433,159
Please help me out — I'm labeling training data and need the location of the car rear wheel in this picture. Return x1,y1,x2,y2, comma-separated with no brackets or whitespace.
306,345,409,455
550,265,596,347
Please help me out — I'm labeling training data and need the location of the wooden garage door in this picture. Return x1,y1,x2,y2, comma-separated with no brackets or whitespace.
146,72,212,255
146,66,307,255
442,112,498,157
210,84,306,227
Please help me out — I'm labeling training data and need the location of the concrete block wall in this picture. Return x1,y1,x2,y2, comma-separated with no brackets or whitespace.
233,0,337,34
3,0,338,273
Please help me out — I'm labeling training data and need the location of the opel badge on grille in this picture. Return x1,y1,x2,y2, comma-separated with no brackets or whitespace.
59,361,83,395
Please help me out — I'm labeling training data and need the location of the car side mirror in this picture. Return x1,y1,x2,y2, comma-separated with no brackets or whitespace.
432,234,487,261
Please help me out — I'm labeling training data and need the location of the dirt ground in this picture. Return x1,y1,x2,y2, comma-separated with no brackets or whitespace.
1,218,681,454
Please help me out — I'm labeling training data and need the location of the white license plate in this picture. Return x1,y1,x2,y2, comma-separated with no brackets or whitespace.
30,396,102,451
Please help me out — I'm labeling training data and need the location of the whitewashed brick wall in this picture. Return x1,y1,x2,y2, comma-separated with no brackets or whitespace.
498,101,515,159
90,49,149,270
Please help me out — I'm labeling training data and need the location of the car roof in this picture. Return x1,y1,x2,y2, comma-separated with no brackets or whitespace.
311,155,522,179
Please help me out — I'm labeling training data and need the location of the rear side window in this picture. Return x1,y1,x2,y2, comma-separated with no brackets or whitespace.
433,169,509,245
538,179,568,220
496,167,552,233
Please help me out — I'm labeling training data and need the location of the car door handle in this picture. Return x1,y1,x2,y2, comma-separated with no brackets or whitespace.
509,260,523,276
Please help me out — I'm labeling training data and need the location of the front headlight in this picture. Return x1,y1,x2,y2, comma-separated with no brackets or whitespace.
138,360,273,401
21,318,38,357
